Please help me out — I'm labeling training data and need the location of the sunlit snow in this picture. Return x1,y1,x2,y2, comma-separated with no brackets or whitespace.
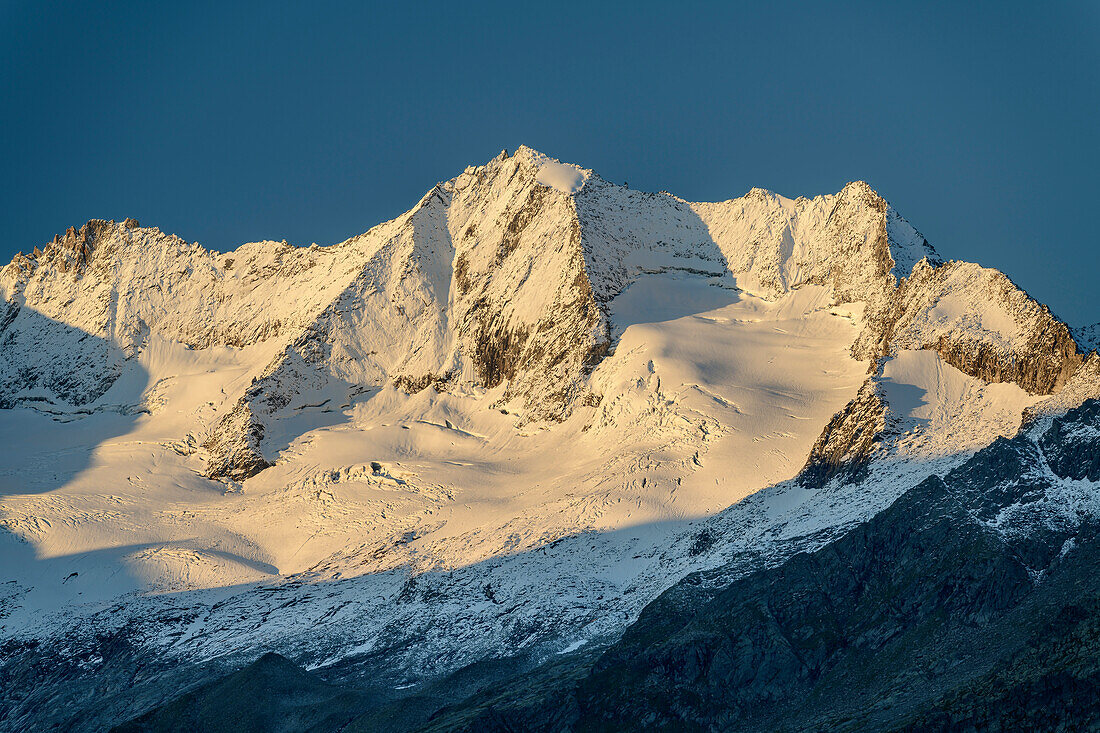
1,145,1095,682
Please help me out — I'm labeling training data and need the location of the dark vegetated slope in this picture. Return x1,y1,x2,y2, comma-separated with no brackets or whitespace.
112,652,373,733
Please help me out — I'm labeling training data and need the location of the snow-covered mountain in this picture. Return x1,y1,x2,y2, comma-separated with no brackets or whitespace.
1,147,1097,729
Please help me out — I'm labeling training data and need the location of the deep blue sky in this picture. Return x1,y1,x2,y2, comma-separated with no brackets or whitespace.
2,1,1097,325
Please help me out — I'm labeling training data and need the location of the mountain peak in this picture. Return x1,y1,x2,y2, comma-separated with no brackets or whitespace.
509,145,591,194
840,179,879,195
4,147,1100,732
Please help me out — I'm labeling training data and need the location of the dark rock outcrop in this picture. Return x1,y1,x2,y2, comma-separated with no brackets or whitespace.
799,377,887,488
201,397,271,481
1040,398,1100,482
857,259,1083,395
450,156,610,421
112,653,374,733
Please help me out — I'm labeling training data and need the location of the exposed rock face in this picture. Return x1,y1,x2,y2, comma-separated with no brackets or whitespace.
446,150,610,420
689,180,938,302
201,398,270,482
1074,322,1100,353
0,306,124,408
201,320,348,481
198,148,614,472
0,219,372,412
799,377,887,488
799,257,1086,486
1039,398,1100,481
3,148,1100,732
1025,352,1100,426
857,259,1083,394
2,221,327,354
812,180,902,303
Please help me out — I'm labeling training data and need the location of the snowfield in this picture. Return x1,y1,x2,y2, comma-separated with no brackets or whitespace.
1,147,1097,692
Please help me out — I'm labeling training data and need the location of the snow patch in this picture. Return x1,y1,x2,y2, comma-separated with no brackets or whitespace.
558,639,588,655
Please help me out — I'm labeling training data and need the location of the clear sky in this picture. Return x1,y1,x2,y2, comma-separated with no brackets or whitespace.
2,1,1097,325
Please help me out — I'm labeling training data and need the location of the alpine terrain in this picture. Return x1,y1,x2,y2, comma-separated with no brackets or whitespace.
1,147,1098,731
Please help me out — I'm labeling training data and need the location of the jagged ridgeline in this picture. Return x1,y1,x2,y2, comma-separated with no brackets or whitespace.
2,148,1099,732
1,147,1087,480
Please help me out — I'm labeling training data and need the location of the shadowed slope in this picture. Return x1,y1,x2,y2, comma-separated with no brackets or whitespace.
112,652,373,733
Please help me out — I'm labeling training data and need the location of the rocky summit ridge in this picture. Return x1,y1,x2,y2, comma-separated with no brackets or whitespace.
1,147,1086,480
